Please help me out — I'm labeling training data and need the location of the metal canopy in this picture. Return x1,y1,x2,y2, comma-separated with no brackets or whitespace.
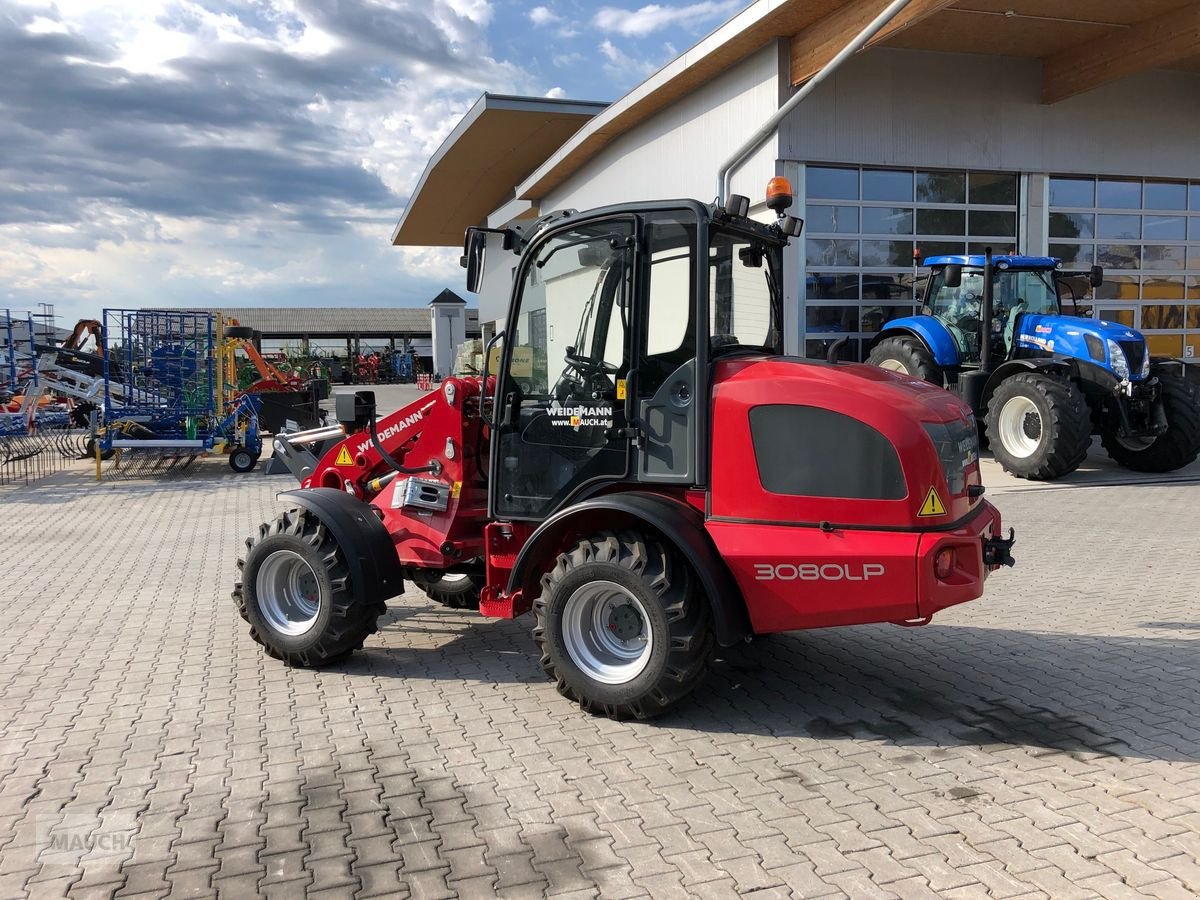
390,94,607,248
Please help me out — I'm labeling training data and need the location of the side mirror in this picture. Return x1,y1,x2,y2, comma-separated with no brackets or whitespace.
943,264,963,289
577,245,607,268
1090,265,1104,288
462,227,487,293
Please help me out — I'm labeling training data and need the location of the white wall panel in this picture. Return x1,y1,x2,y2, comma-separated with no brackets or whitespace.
780,48,1200,181
540,43,784,214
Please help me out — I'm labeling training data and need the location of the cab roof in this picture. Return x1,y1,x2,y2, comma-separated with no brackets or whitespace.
923,254,1060,269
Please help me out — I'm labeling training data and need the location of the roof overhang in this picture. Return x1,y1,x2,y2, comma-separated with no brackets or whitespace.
391,94,607,248
516,0,1200,205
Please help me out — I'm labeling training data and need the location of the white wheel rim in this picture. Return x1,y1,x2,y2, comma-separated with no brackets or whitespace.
256,550,321,636
561,580,653,685
997,395,1044,459
878,359,908,373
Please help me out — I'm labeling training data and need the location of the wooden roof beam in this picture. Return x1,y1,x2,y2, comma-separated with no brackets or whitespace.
789,0,957,86
1042,2,1200,104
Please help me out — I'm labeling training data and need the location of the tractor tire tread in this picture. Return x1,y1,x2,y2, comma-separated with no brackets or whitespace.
986,372,1091,480
411,571,483,610
1100,373,1200,472
532,529,713,721
232,508,380,667
866,336,943,385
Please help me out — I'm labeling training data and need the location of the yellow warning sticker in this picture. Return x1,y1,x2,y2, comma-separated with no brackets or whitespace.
451,481,462,499
616,379,627,401
334,446,355,467
918,487,947,517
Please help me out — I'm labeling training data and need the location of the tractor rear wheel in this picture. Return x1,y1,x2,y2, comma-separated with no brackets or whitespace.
410,570,482,610
224,325,255,340
1101,374,1200,473
986,373,1092,479
233,508,383,666
533,531,713,720
866,336,942,384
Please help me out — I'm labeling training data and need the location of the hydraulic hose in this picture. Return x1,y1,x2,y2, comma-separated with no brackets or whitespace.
368,408,440,477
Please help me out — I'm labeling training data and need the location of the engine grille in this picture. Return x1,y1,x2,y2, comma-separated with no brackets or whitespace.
1118,340,1145,375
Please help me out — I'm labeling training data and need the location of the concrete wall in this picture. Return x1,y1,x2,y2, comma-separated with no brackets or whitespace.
779,48,1200,179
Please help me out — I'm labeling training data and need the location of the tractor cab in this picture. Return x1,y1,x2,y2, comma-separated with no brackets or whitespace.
923,256,1072,365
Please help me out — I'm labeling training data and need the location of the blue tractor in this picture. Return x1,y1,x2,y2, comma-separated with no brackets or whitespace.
866,250,1200,479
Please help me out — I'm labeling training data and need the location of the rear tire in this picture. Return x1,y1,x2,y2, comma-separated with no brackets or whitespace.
410,571,482,610
533,531,713,720
233,508,383,666
866,336,943,384
225,325,255,340
1100,374,1200,473
986,373,1091,479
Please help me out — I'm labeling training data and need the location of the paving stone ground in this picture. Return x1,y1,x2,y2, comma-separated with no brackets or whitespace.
1,441,1198,898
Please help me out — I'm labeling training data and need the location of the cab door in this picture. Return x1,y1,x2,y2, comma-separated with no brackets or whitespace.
491,218,636,521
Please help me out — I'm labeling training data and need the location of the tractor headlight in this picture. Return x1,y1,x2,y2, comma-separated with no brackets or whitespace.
1106,339,1129,380
1140,350,1151,379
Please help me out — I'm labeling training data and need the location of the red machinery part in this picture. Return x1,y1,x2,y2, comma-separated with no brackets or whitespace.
304,378,491,570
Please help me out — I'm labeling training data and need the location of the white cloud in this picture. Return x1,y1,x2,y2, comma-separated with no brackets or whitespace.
0,0,540,320
598,39,659,83
528,5,560,27
544,86,567,99
593,1,743,38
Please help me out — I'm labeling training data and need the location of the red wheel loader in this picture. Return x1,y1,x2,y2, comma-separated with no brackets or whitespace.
234,180,1015,719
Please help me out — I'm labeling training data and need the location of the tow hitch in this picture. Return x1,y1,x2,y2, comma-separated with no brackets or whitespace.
984,528,1016,568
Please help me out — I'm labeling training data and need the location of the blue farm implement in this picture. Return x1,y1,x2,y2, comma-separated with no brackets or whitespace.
96,309,264,476
866,251,1200,479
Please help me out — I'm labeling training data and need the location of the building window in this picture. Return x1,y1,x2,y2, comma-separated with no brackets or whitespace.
1049,175,1200,360
804,165,1019,361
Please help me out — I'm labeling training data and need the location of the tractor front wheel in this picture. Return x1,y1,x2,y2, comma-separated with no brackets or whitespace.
1101,374,1200,473
866,336,942,384
233,508,383,666
533,531,713,720
410,570,482,610
986,373,1092,479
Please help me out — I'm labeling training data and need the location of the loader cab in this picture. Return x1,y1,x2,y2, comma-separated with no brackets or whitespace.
486,201,786,522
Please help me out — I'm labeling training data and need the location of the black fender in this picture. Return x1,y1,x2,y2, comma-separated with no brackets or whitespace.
980,357,1079,410
506,491,751,647
279,488,404,604
1151,358,1191,380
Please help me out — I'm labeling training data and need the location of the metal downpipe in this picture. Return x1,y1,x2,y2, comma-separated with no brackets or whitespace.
716,0,915,204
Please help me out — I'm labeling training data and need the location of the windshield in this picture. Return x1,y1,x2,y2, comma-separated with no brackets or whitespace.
708,228,783,354
995,269,1059,316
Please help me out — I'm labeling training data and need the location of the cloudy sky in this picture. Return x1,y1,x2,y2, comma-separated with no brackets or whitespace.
0,0,752,322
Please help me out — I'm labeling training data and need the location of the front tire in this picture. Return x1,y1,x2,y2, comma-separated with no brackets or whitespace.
1100,374,1200,473
232,509,383,666
533,531,713,720
986,373,1091,479
866,336,943,384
